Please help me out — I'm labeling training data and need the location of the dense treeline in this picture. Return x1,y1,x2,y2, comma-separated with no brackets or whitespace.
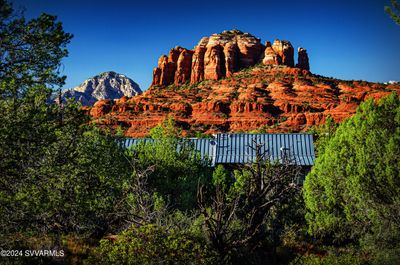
1,0,400,264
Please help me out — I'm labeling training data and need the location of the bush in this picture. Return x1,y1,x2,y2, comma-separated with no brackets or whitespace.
131,118,212,210
87,224,218,265
291,252,362,265
304,93,400,247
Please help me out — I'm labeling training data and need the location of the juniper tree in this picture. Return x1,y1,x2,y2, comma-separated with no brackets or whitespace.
385,0,400,25
304,93,400,250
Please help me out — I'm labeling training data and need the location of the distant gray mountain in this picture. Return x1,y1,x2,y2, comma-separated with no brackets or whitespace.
54,71,142,106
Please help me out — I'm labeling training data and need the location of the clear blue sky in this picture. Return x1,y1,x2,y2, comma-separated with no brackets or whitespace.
11,0,400,90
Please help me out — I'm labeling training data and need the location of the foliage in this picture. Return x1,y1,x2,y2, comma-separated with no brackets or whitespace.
0,92,135,240
0,0,73,91
211,164,232,192
198,143,302,262
304,93,400,248
87,224,218,265
131,117,212,210
0,1,136,249
290,251,363,265
308,115,337,152
385,0,400,25
291,246,400,265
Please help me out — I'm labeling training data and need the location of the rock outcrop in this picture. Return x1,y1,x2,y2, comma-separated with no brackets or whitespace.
54,71,141,106
175,49,194,85
89,66,400,137
151,30,307,87
204,44,224,80
85,30,400,137
296,47,310,71
271,40,294,67
262,41,281,65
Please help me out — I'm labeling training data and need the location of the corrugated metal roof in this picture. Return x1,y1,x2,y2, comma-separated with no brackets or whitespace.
215,133,315,166
119,133,315,166
120,138,217,165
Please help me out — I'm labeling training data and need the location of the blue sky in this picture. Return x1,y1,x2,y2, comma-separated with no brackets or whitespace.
11,0,400,90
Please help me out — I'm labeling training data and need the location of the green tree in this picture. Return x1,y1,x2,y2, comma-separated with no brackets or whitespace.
385,0,400,25
304,93,400,250
131,118,212,210
198,143,302,263
0,92,135,240
0,0,72,92
0,0,137,251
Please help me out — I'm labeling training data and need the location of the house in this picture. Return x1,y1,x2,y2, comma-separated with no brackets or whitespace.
120,133,315,184
120,133,315,167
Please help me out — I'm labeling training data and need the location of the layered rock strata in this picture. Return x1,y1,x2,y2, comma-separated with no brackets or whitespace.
89,66,400,137
152,30,310,87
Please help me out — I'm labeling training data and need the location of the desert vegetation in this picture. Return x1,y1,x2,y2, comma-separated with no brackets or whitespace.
1,0,400,264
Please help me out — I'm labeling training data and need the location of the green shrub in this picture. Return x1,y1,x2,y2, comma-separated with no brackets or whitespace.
87,224,218,265
291,252,362,265
131,118,212,210
304,93,400,247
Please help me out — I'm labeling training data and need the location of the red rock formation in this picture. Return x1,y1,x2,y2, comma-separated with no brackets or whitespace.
296,47,310,71
152,30,304,87
236,33,263,68
224,42,238,78
152,55,176,86
90,66,400,137
271,40,294,67
151,67,161,86
90,99,112,118
175,49,194,85
262,41,281,65
90,30,399,137
204,45,224,80
169,46,184,63
191,37,208,84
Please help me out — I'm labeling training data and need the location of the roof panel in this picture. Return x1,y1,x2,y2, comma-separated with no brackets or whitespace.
119,133,315,166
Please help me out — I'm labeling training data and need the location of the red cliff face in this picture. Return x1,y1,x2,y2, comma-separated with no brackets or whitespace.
88,30,399,137
190,37,208,84
90,65,400,137
271,40,294,67
175,49,194,85
151,30,309,87
262,41,281,66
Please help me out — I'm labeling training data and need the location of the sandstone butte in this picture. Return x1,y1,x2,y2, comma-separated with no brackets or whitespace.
87,30,400,137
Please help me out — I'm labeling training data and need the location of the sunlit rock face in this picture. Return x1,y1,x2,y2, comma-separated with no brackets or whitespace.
89,66,400,137
151,30,312,87
54,71,141,106
86,30,400,137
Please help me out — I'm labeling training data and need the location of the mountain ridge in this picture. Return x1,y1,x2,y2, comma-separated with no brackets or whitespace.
54,71,142,106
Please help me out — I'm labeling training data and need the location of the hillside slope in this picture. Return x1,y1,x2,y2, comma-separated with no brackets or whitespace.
89,65,400,137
